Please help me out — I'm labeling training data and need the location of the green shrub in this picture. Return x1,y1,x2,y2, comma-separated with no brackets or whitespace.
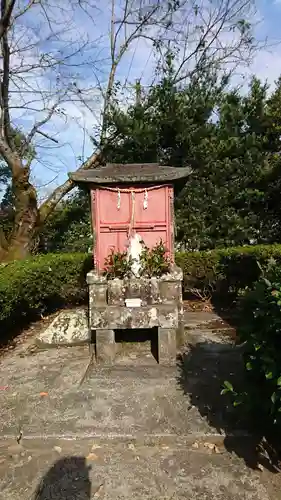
103,240,171,279
103,249,132,279
139,240,170,278
175,244,281,298
222,260,281,432
176,250,221,298
0,253,92,333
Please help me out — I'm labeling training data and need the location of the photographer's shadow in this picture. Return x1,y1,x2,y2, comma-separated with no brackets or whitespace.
34,456,91,500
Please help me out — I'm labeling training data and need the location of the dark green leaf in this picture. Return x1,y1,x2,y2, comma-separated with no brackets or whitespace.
223,381,233,392
271,392,277,404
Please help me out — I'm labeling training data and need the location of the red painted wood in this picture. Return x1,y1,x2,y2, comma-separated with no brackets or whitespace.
92,184,173,272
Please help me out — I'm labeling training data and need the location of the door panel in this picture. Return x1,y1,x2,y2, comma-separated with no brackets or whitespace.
134,187,167,225
97,189,131,225
97,230,128,271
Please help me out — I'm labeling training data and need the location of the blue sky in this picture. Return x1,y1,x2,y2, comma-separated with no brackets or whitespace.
257,0,281,38
6,0,281,202
248,0,281,81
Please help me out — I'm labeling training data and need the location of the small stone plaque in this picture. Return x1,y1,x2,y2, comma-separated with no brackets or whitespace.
125,298,141,308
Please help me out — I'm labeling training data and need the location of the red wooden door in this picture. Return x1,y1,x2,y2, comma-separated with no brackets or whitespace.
92,185,173,272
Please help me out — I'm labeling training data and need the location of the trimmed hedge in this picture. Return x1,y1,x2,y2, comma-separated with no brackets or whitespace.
175,244,281,297
0,253,92,333
1,244,281,335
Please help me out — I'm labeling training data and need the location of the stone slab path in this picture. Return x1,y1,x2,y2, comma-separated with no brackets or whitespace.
0,311,279,499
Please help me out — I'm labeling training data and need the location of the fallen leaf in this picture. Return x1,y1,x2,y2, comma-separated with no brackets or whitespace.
91,444,102,451
93,484,104,498
87,452,98,461
204,442,215,450
203,442,222,453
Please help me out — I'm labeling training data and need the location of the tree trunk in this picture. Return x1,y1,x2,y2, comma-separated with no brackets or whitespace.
0,167,39,261
0,152,103,262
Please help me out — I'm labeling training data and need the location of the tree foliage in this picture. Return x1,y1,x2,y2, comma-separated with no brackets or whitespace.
101,60,281,250
39,189,92,254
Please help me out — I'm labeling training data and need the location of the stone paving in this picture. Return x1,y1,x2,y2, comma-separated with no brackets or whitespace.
0,311,279,499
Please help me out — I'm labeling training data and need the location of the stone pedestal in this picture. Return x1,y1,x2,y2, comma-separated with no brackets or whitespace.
96,329,116,364
158,328,177,365
87,266,183,365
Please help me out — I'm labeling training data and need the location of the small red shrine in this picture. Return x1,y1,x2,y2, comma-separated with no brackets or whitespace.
70,163,191,365
71,163,190,272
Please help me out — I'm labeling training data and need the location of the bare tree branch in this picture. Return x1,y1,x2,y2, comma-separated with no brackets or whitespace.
39,150,102,223
100,0,161,144
37,129,59,144
13,0,38,22
25,99,65,149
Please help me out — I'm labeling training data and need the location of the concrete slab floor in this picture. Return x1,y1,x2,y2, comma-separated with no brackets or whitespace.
0,316,280,499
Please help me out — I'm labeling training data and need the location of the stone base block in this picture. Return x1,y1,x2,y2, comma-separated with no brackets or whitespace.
90,305,178,330
96,329,116,364
158,328,177,365
176,321,185,348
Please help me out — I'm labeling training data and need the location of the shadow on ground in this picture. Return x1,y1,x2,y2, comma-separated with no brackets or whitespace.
211,294,241,333
177,337,281,474
115,328,159,362
33,456,92,500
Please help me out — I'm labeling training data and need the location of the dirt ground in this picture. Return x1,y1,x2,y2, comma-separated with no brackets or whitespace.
0,308,281,499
